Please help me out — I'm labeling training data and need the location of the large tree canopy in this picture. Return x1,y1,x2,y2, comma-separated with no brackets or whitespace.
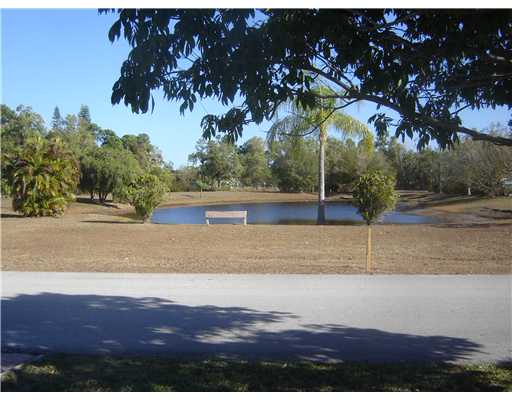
102,9,512,147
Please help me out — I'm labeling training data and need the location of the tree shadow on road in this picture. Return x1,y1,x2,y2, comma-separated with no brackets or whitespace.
1,292,487,364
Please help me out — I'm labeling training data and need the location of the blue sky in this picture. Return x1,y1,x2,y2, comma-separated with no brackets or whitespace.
2,9,510,166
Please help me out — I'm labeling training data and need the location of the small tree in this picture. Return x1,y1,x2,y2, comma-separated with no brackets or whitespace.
353,171,398,273
128,174,166,222
195,178,209,198
9,136,79,216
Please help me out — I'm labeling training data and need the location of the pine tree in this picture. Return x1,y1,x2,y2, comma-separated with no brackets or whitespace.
78,104,91,124
51,106,63,132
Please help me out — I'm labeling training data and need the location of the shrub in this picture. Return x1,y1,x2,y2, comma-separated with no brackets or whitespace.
128,174,166,222
9,136,79,216
353,171,398,225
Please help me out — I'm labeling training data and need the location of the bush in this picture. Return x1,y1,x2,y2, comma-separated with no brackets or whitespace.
9,136,79,216
128,174,166,222
353,171,398,225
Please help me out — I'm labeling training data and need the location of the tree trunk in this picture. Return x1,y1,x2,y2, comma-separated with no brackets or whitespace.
438,160,443,194
467,186,472,196
366,224,372,273
317,127,327,225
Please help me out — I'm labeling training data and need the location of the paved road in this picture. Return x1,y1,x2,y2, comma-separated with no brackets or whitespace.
1,272,510,363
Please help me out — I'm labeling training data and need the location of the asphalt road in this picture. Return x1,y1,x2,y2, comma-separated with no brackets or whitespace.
1,272,511,363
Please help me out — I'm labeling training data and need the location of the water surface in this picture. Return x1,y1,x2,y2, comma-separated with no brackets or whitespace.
152,202,436,225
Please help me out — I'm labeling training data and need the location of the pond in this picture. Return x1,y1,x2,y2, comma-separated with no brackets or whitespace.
151,202,437,225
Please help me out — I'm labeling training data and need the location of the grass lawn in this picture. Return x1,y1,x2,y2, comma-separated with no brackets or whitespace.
2,191,511,274
2,354,511,392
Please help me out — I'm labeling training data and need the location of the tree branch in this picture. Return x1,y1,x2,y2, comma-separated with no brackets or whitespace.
302,69,512,146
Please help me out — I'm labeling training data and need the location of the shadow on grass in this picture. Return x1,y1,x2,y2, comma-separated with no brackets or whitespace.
397,193,489,212
2,293,483,364
76,197,119,209
2,354,511,391
0,213,24,218
432,222,512,229
412,195,487,209
81,220,142,225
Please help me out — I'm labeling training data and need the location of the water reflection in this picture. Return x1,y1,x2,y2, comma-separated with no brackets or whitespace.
152,202,436,225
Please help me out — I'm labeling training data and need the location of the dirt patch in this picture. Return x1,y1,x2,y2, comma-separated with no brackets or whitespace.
1,193,511,274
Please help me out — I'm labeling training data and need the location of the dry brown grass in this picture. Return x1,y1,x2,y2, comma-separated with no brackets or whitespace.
1,192,511,274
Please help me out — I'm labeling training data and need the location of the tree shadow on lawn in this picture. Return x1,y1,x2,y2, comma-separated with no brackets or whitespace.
81,220,142,224
432,221,512,229
1,293,487,365
76,197,120,209
3,354,511,391
0,212,25,218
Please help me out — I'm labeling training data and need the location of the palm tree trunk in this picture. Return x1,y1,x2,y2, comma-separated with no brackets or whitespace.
317,127,326,224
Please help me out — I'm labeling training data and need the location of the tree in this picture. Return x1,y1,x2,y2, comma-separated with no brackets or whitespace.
80,145,141,203
58,112,97,161
122,133,164,170
1,104,46,145
78,104,91,125
268,135,317,193
173,166,200,192
8,136,79,216
1,104,48,195
443,127,512,197
128,174,166,222
104,9,512,148
51,106,64,133
325,137,394,194
189,137,243,189
380,138,441,192
239,137,271,188
149,162,175,192
195,177,209,197
353,172,398,273
97,128,124,149
267,86,373,223
325,137,359,193
79,152,99,200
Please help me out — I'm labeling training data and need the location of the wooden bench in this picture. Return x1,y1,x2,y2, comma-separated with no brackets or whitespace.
205,210,247,225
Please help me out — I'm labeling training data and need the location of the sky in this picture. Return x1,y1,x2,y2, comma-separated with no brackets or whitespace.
2,9,510,167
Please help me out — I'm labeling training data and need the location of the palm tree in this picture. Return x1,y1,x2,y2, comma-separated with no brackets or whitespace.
267,86,373,224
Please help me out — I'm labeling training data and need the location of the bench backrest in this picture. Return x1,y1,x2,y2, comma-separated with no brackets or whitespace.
205,210,247,225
